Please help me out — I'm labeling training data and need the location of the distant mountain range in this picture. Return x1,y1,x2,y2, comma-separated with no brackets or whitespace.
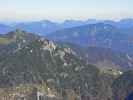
0,18,133,35
0,24,13,34
0,19,133,55
47,22,133,54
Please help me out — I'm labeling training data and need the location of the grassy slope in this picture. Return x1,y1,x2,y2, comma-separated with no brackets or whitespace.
0,38,13,45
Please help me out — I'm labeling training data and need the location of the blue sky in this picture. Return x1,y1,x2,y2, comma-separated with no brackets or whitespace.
0,0,132,21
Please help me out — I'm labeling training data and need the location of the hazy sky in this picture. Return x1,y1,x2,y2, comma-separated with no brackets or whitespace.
0,0,132,21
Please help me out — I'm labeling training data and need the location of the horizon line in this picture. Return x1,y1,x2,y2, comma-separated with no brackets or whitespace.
0,17,133,23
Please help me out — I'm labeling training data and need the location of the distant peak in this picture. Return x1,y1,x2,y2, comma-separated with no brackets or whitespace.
41,20,55,24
